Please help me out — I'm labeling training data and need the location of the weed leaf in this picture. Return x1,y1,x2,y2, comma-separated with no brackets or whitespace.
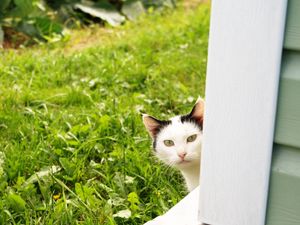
59,157,76,176
22,165,61,187
7,193,26,212
74,3,125,26
0,0,11,12
113,209,131,219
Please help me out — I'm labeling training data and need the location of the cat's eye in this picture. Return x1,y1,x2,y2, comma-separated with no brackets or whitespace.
187,134,197,142
164,140,174,147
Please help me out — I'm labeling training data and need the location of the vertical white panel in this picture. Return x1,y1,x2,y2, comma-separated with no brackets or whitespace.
199,1,287,225
144,187,200,225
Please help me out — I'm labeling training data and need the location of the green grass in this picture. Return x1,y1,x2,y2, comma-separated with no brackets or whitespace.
0,4,210,224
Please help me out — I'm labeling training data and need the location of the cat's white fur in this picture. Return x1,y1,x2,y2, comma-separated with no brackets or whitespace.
143,98,204,192
154,116,202,191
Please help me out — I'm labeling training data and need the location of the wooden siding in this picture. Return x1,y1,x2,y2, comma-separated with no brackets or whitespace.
284,0,300,50
266,145,300,225
266,0,300,220
274,51,300,149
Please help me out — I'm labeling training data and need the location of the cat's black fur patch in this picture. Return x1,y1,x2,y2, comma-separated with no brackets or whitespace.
180,114,203,130
152,119,171,150
153,139,157,149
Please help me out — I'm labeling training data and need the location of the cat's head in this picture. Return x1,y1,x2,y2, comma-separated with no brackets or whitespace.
143,97,204,169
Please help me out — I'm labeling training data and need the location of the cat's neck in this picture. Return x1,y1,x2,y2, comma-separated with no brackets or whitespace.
180,163,200,192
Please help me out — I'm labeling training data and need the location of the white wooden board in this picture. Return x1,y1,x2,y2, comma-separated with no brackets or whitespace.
199,0,287,225
144,186,200,225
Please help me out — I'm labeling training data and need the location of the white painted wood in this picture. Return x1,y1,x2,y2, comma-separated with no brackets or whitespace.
199,1,287,225
144,186,200,225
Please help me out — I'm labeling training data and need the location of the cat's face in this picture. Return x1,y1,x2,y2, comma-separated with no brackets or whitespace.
143,98,204,169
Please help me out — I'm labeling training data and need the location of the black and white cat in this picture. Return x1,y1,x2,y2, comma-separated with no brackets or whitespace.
143,98,204,192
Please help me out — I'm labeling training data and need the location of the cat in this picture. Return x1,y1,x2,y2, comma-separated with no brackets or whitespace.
143,97,204,192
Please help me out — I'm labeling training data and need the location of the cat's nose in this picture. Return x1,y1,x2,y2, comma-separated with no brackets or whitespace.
178,152,187,160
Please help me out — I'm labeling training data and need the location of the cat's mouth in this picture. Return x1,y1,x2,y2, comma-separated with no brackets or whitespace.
178,159,191,164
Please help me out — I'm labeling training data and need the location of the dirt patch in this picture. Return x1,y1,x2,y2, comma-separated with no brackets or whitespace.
62,26,118,54
1,27,31,49
183,0,209,10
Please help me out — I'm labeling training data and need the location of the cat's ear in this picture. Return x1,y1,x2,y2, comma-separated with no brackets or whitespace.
142,114,162,139
189,97,205,127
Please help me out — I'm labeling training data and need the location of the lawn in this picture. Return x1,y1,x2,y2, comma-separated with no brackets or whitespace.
0,3,210,224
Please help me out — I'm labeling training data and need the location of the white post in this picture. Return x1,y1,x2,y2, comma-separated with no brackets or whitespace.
199,0,287,225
